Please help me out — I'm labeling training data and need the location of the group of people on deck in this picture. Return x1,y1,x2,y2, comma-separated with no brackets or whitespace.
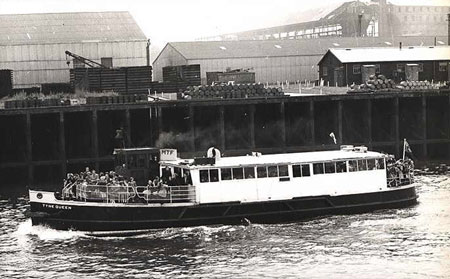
143,167,192,198
63,167,137,199
386,157,414,187
62,166,192,201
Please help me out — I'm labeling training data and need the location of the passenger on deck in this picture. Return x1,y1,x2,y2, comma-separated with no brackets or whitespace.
151,176,162,193
128,177,137,187
161,167,171,184
182,171,192,185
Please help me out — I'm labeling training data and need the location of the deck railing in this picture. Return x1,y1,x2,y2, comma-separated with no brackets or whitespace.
63,184,196,204
387,172,414,188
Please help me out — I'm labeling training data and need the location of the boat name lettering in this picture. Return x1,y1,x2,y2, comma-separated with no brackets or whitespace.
42,204,72,210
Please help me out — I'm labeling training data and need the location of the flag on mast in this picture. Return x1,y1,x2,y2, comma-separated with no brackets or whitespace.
403,139,413,160
404,140,412,154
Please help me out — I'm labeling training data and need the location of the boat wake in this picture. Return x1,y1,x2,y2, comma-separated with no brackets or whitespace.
14,219,87,241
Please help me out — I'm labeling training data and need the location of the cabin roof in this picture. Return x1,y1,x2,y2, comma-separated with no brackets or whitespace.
162,149,385,169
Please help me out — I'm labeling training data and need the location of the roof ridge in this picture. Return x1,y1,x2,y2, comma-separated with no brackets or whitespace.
0,11,131,17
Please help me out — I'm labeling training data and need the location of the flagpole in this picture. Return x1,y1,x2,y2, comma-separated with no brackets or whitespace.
402,138,406,161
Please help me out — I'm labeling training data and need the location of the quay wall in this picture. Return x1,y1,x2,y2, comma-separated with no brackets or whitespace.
1,90,450,190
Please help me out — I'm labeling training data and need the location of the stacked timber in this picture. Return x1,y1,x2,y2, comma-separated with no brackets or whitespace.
349,74,436,93
183,83,284,99
127,67,153,95
70,66,152,95
163,65,201,85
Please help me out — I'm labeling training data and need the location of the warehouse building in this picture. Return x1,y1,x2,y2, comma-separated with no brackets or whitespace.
318,46,450,86
0,12,149,89
202,0,450,41
153,36,446,85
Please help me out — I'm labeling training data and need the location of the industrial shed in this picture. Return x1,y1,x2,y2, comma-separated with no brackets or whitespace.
0,12,148,89
153,37,445,85
318,46,450,86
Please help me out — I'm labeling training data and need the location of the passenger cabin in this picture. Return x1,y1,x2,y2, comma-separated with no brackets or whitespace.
160,147,390,204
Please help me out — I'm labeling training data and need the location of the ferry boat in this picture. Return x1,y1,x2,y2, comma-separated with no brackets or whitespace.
29,146,417,236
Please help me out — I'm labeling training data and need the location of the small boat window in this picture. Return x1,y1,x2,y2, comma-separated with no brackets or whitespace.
278,165,289,177
257,166,268,178
200,170,209,183
232,168,244,180
221,168,232,180
348,160,358,172
301,164,310,176
376,158,385,169
367,159,376,170
325,162,336,174
358,160,367,171
336,161,347,173
210,169,219,182
313,163,324,174
268,166,278,177
293,164,311,177
200,169,220,183
244,167,255,179
293,165,301,177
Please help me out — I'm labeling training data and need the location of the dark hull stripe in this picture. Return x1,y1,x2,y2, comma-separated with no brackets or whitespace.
30,186,418,235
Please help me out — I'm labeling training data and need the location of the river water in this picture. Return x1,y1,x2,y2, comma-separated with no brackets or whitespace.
0,175,449,279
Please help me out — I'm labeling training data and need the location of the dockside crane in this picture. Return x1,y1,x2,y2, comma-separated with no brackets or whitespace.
65,50,108,68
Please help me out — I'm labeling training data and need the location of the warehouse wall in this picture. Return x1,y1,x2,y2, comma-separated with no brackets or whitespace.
0,41,148,88
185,55,320,85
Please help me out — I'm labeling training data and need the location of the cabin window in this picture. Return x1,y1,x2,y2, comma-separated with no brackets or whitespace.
322,66,328,76
279,165,289,177
301,164,310,176
210,169,219,182
200,169,219,183
257,166,268,178
439,62,448,72
313,163,324,174
376,158,385,169
336,161,347,173
358,160,367,171
268,166,278,177
348,160,358,172
221,168,232,180
293,165,301,177
232,168,244,180
367,159,376,170
353,65,361,74
293,164,311,177
325,162,336,174
244,167,255,179
200,170,209,183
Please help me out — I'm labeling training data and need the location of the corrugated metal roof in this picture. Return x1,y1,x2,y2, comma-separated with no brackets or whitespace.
327,46,450,63
164,37,446,61
0,11,147,45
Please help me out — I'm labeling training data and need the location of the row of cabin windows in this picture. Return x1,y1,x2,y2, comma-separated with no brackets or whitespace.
199,158,385,183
